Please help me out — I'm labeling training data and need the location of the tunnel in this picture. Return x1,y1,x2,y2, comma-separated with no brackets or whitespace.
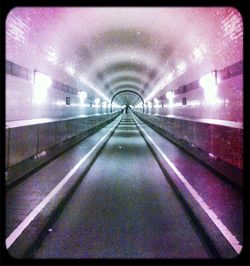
110,89,145,113
4,7,243,260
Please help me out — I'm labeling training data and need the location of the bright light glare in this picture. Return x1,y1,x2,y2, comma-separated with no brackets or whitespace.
135,103,143,108
177,61,187,74
79,75,110,102
166,73,173,82
33,72,52,104
166,91,174,99
35,72,52,89
102,101,107,108
79,91,87,99
78,91,87,106
144,71,175,103
193,48,204,63
188,100,201,106
165,91,175,105
199,72,216,89
165,91,175,107
203,86,218,104
193,48,202,58
217,75,221,84
153,97,161,108
147,101,152,108
199,72,218,104
95,97,101,108
65,63,76,76
113,102,121,108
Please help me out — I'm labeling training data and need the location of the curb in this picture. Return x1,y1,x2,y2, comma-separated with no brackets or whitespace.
132,113,238,258
6,115,123,258
6,114,121,188
133,111,242,189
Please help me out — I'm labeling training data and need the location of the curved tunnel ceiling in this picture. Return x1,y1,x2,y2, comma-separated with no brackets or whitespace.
115,93,142,106
112,90,144,107
6,7,243,106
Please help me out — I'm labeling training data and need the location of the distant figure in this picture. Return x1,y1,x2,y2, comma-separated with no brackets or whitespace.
125,106,129,113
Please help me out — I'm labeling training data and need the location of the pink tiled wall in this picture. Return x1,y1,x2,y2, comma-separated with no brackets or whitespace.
142,74,243,122
135,111,243,171
5,74,118,121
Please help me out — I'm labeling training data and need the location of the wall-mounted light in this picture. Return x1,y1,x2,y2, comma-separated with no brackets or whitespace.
199,72,217,88
33,71,52,104
135,103,143,108
165,91,175,106
199,71,219,104
78,91,87,106
79,91,87,99
188,100,201,107
95,97,100,108
102,101,107,108
153,97,161,108
147,101,152,108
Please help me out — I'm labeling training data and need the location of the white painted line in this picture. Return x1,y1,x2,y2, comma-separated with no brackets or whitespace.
132,113,242,255
6,118,120,249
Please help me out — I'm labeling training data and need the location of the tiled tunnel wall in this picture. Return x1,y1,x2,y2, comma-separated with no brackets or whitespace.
6,60,121,121
135,61,243,122
5,111,121,184
133,60,243,187
134,111,243,186
5,59,243,187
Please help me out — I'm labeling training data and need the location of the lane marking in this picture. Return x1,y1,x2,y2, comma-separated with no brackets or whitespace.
132,113,242,255
6,117,121,249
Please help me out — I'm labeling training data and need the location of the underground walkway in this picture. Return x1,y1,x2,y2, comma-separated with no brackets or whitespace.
5,112,242,259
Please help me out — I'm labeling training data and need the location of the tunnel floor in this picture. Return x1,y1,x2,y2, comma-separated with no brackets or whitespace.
5,112,242,259
28,113,211,258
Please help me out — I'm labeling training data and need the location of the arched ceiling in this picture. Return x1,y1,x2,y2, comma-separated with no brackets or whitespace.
115,93,141,107
6,7,243,106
